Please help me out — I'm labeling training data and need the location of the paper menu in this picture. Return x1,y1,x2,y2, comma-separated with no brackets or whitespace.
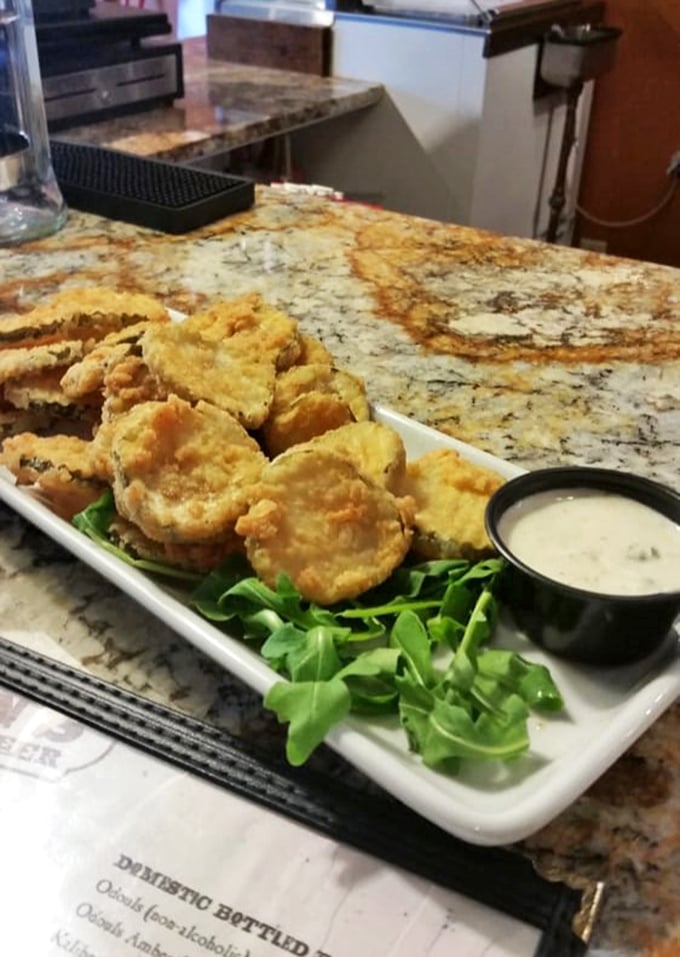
0,687,541,957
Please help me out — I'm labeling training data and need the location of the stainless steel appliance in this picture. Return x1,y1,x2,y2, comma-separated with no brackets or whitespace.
34,0,183,130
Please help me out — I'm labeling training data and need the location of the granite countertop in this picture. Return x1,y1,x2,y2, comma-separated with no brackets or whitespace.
1,190,680,955
54,35,383,165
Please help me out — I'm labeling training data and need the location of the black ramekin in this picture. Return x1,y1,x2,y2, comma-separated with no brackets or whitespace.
485,466,680,666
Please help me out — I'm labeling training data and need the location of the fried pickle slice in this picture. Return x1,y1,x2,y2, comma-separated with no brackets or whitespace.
4,368,98,410
235,447,414,605
294,333,335,367
60,319,167,399
109,515,244,574
100,354,168,423
110,395,267,544
0,287,170,350
141,294,301,429
261,363,371,457
0,433,108,519
0,340,85,385
403,448,505,560
297,420,407,493
2,368,101,438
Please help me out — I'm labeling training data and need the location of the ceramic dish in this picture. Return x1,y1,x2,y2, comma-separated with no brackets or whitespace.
1,404,679,846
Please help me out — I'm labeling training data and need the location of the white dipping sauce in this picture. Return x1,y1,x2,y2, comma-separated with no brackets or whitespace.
498,488,680,596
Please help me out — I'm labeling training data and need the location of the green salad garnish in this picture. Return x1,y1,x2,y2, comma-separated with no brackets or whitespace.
73,490,564,774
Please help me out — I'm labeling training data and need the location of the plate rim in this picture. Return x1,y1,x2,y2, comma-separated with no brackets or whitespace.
1,402,679,846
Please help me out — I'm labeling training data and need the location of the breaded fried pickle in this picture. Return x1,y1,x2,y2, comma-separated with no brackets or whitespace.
0,340,85,385
261,363,370,456
60,319,167,399
110,395,267,544
100,354,168,422
4,368,98,411
299,420,407,493
0,287,170,349
403,448,505,560
0,433,108,519
141,294,301,429
235,448,414,605
109,515,244,574
294,333,335,367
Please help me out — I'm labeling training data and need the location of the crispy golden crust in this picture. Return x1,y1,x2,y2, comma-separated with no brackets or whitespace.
262,392,356,458
0,287,170,349
0,340,85,385
261,363,370,456
235,447,414,605
296,420,407,493
294,333,335,366
60,319,165,399
140,294,301,429
109,515,244,573
0,433,108,519
2,287,504,591
4,368,100,411
110,395,267,544
403,448,505,560
100,354,168,422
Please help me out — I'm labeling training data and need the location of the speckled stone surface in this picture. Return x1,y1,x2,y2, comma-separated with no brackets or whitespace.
54,36,383,162
1,190,680,955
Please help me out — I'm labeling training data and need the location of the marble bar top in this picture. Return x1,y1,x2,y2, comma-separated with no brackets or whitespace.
54,35,383,165
2,190,680,956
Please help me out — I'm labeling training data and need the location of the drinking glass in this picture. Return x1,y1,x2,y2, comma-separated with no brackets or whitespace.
0,0,66,245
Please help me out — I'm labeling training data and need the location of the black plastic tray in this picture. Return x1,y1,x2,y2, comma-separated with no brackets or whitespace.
50,139,255,234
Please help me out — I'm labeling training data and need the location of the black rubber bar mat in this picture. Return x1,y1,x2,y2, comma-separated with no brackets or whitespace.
50,139,255,234
0,635,596,956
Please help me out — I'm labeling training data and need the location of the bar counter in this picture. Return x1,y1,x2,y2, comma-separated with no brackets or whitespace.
55,36,383,165
1,189,680,956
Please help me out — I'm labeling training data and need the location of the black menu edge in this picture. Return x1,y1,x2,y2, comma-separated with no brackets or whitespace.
0,635,599,957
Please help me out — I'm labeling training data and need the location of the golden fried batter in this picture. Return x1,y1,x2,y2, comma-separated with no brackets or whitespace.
0,287,170,349
4,368,99,411
0,340,85,385
0,433,108,519
110,395,267,544
100,354,168,422
141,294,301,428
294,333,335,366
235,447,414,605
60,319,165,399
298,420,407,493
261,363,370,456
109,515,244,574
403,448,505,560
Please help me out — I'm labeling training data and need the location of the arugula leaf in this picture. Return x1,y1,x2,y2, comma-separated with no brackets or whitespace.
421,693,530,770
390,610,436,688
338,648,400,714
71,491,565,778
396,678,436,754
264,678,351,766
477,649,565,712
198,560,565,773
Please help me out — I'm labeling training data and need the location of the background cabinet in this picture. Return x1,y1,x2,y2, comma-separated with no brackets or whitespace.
291,13,594,242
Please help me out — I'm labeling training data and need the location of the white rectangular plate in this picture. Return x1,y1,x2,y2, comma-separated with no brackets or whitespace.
2,404,679,846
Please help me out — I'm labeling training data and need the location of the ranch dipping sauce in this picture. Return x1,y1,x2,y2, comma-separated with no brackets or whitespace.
498,488,680,596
